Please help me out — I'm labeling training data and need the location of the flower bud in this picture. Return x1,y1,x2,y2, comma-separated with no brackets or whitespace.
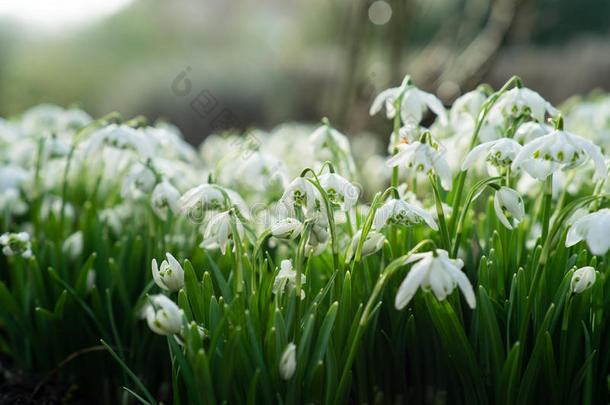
145,295,184,336
279,342,297,380
494,187,525,230
350,230,385,258
271,218,304,240
152,253,185,292
62,231,83,259
570,266,596,294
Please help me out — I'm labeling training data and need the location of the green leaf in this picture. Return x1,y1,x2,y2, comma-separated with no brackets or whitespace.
184,260,205,323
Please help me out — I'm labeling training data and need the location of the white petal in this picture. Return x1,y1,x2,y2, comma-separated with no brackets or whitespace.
494,193,513,230
395,260,428,310
461,141,494,171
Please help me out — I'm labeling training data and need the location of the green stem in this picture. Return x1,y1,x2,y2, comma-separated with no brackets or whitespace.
429,175,451,252
540,176,553,243
333,239,435,405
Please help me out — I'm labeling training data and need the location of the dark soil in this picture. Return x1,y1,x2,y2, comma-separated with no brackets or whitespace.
0,355,87,405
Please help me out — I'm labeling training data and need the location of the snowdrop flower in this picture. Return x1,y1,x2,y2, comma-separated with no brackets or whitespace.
565,209,610,255
280,177,322,215
0,232,33,259
461,138,522,170
511,130,607,181
62,231,83,259
152,253,185,292
370,75,447,125
84,124,154,158
121,163,156,199
495,87,559,122
494,187,525,230
200,210,245,254
273,259,306,299
151,180,180,221
395,249,476,310
570,266,596,294
310,124,351,155
386,140,453,190
349,229,386,258
375,199,438,231
514,122,553,144
145,295,184,336
179,184,249,221
308,212,330,246
450,89,487,120
271,218,304,240
318,173,359,211
279,342,297,380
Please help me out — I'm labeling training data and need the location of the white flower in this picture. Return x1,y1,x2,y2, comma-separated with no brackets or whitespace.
375,199,438,231
461,138,522,171
84,124,154,158
279,342,297,380
273,259,306,299
370,75,447,125
62,231,83,259
0,232,33,259
308,212,330,246
271,218,304,240
121,163,156,199
494,187,525,230
450,90,487,120
511,130,607,181
565,209,610,255
179,184,249,220
350,230,386,258
145,295,184,336
151,180,181,221
310,125,351,155
395,249,475,310
200,210,245,254
279,177,322,215
514,122,553,144
570,266,596,294
495,87,559,122
152,253,185,292
386,141,452,190
318,173,359,211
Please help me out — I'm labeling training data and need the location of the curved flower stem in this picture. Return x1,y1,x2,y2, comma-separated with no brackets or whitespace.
540,175,553,243
448,76,522,236
429,175,451,252
333,239,435,405
451,176,502,258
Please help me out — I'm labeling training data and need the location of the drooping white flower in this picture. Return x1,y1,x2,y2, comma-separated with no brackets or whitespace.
461,138,522,171
273,259,306,299
450,89,487,120
511,130,607,181
514,122,553,144
386,141,453,190
121,163,156,199
152,253,185,292
271,218,304,240
565,209,610,255
495,87,559,122
62,231,83,259
179,184,249,221
279,342,297,380
84,124,154,158
279,177,322,215
318,173,359,211
395,249,476,310
570,266,596,294
493,187,525,230
375,199,438,231
370,75,447,125
310,124,351,155
308,212,330,246
145,295,184,336
200,210,245,254
0,232,33,259
151,180,181,221
349,229,386,258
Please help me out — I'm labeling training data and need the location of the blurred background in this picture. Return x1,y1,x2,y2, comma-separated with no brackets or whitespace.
0,0,609,145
